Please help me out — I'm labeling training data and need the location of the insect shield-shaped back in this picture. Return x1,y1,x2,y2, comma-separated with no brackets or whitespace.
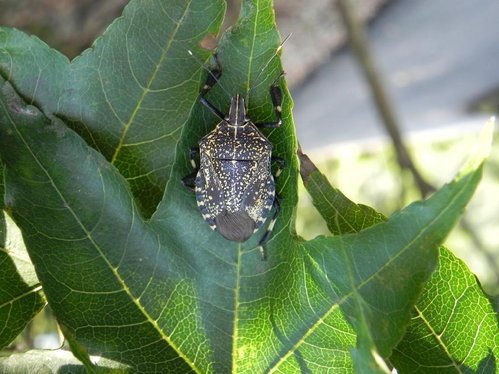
195,95,276,243
182,53,285,259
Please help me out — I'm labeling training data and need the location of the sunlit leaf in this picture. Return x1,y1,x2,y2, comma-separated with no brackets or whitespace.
299,124,498,373
0,212,45,350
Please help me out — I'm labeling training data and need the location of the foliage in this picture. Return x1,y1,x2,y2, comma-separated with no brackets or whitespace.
0,0,496,372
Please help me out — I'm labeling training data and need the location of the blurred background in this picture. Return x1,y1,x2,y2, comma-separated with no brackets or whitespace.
1,0,498,351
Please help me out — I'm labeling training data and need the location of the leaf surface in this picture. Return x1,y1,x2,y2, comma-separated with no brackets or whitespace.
299,131,498,373
0,0,491,372
59,0,226,217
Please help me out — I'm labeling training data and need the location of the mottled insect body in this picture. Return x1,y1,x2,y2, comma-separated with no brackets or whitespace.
183,54,285,259
195,95,276,243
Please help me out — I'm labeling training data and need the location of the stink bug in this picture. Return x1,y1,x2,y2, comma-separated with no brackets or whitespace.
182,54,285,260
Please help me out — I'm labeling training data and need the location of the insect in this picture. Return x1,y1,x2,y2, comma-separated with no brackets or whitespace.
182,53,285,260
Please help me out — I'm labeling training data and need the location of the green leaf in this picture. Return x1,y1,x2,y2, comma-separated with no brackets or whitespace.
299,124,499,373
350,313,391,374
59,0,226,217
0,27,69,115
1,2,226,219
389,123,499,373
0,29,54,349
391,249,499,373
298,148,385,236
1,71,206,370
0,0,490,372
59,323,98,374
0,211,46,350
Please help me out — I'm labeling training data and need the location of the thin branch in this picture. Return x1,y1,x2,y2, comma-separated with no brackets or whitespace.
336,0,498,286
336,0,434,198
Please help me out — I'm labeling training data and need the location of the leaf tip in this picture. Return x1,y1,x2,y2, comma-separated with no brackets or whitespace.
457,117,495,179
297,144,318,185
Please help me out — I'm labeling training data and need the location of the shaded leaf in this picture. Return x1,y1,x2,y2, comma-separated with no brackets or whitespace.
0,2,226,219
350,312,391,374
59,0,226,217
0,27,68,115
60,323,97,374
0,29,52,349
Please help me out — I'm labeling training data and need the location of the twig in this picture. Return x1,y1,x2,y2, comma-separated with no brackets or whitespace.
336,0,498,287
336,0,434,198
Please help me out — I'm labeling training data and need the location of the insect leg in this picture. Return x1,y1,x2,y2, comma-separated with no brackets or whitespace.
199,53,225,120
271,156,286,177
188,147,200,169
181,172,197,191
257,155,285,259
182,147,200,191
257,197,281,261
254,73,285,129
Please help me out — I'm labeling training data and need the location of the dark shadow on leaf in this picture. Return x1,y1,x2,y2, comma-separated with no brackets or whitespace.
268,302,312,373
53,113,165,219
475,349,496,374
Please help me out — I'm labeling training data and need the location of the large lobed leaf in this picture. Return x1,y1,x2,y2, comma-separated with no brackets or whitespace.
299,131,498,373
0,0,493,372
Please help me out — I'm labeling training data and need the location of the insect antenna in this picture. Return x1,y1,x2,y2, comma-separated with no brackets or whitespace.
246,33,292,101
187,50,232,99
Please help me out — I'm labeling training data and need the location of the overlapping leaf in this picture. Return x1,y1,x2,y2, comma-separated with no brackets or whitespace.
391,247,499,373
0,0,492,372
0,28,63,346
299,142,498,372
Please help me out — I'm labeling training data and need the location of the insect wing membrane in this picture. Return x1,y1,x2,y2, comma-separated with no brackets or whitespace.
195,152,225,228
242,156,275,230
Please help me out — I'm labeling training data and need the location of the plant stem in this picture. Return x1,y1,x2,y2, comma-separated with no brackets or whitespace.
336,0,498,287
336,0,434,198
